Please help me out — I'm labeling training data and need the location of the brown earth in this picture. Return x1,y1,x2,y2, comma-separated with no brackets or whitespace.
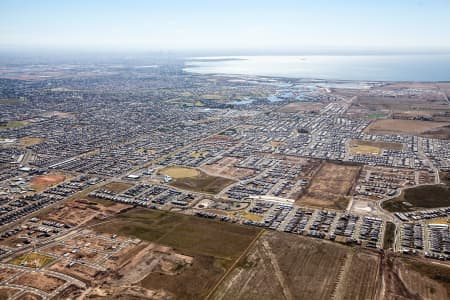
20,137,44,147
169,170,235,194
381,255,450,300
12,272,65,293
297,162,360,210
365,119,450,137
279,102,324,113
201,157,255,180
0,288,19,300
0,267,18,281
31,173,66,191
17,293,42,300
213,231,380,300
101,182,133,193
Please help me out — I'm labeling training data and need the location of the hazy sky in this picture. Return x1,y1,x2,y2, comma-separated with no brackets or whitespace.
1,0,450,52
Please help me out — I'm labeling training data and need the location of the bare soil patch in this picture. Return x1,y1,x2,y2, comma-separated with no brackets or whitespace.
0,288,19,300
349,139,403,155
20,137,44,147
101,182,133,193
297,162,360,210
279,102,324,113
12,272,65,293
0,267,18,281
31,173,66,192
213,231,380,300
365,119,450,136
201,157,255,180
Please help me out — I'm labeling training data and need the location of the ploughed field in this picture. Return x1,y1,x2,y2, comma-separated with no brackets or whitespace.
213,231,380,300
213,231,450,300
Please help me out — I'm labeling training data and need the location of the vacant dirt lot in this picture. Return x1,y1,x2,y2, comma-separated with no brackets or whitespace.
279,102,324,113
422,124,450,140
365,119,450,136
159,166,200,178
19,137,43,147
43,199,129,227
101,181,133,193
213,231,380,300
0,267,19,282
297,162,360,210
160,166,235,194
93,208,261,299
201,157,255,180
0,288,19,300
18,292,42,300
49,260,99,285
12,272,65,293
349,139,404,155
31,173,66,191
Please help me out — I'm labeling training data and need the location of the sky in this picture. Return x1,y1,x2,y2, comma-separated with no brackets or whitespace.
1,0,450,53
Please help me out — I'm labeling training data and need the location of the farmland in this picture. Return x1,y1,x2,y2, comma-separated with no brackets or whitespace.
382,255,450,300
365,119,450,137
212,231,380,300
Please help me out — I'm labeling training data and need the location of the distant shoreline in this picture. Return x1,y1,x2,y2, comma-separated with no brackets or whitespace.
183,54,450,82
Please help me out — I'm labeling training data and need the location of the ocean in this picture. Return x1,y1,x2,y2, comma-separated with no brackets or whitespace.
184,55,450,82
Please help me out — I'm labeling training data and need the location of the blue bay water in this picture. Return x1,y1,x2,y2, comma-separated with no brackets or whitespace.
184,55,450,82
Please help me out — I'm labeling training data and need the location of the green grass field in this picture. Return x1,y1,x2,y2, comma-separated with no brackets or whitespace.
383,222,396,250
382,184,450,212
0,121,25,129
366,113,386,119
